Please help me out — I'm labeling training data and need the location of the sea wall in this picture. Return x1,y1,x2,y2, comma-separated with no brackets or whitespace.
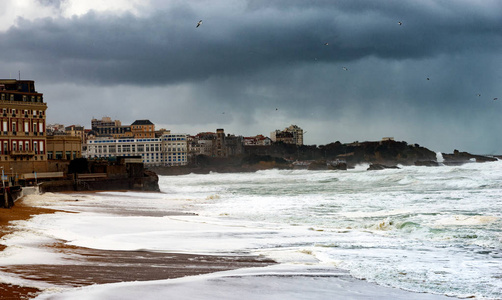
39,172,160,193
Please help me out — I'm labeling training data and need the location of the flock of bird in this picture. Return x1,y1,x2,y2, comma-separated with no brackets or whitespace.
196,19,498,103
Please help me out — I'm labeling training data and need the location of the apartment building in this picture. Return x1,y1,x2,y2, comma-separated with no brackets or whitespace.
0,79,48,173
91,116,132,138
270,124,304,146
188,129,243,158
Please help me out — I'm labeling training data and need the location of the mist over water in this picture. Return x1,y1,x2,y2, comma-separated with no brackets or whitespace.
2,161,501,299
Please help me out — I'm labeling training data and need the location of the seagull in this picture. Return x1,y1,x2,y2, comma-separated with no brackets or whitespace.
324,42,329,46
398,21,402,26
196,20,202,28
494,98,498,101
426,77,430,80
476,94,481,97
342,67,348,71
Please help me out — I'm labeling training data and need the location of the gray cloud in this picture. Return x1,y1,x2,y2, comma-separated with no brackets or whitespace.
1,1,501,153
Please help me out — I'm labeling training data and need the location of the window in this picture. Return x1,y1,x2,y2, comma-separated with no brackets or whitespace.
47,152,53,159
25,141,29,151
12,141,17,151
66,151,71,160
40,141,44,154
34,141,38,154
56,151,63,159
0,94,4,100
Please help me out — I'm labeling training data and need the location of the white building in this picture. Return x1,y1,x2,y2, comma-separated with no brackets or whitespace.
84,131,188,166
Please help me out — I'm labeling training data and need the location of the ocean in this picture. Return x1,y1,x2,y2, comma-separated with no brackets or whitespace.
1,160,501,299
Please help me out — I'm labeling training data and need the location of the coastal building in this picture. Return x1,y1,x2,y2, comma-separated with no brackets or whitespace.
270,125,304,146
244,135,272,146
131,120,155,138
0,79,48,174
84,131,188,167
46,123,65,135
91,116,131,138
46,135,82,160
188,129,243,158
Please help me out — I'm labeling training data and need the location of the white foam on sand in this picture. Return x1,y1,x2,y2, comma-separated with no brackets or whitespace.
34,265,451,300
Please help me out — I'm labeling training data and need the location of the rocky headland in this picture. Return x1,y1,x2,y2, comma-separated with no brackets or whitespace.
150,140,498,175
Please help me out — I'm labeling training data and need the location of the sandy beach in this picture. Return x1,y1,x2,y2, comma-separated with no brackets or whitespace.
0,198,275,299
0,200,57,299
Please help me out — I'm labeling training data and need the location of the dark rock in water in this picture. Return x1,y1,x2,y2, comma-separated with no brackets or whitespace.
442,150,497,165
367,164,400,171
415,160,440,167
328,160,347,170
308,160,329,170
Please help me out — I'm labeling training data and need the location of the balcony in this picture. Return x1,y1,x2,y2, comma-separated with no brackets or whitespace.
10,150,35,156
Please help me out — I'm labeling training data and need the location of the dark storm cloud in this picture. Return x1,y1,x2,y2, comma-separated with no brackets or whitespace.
1,0,502,153
1,1,500,86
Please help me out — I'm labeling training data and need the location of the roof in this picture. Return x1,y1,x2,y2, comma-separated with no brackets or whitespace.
131,120,154,126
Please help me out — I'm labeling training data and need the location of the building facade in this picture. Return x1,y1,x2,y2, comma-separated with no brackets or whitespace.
188,129,243,158
0,79,48,174
131,120,155,138
91,116,131,138
85,132,188,166
271,125,304,146
46,135,82,160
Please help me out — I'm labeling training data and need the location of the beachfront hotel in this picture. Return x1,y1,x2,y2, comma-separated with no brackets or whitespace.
0,79,48,174
85,131,189,167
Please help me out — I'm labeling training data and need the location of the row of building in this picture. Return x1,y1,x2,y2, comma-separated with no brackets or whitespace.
0,79,304,178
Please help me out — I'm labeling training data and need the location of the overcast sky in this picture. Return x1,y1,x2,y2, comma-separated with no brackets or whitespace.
1,0,501,153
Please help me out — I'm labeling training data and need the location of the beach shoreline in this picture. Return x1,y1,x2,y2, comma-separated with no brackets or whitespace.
0,199,58,299
0,196,276,299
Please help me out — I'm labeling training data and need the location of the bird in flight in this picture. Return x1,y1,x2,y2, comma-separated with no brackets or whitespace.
324,42,329,46
342,67,348,71
398,21,402,26
196,20,202,28
494,98,498,101
476,94,481,97
426,77,430,80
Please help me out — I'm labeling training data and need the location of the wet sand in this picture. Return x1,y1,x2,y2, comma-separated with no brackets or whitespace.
0,200,58,299
0,198,275,299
